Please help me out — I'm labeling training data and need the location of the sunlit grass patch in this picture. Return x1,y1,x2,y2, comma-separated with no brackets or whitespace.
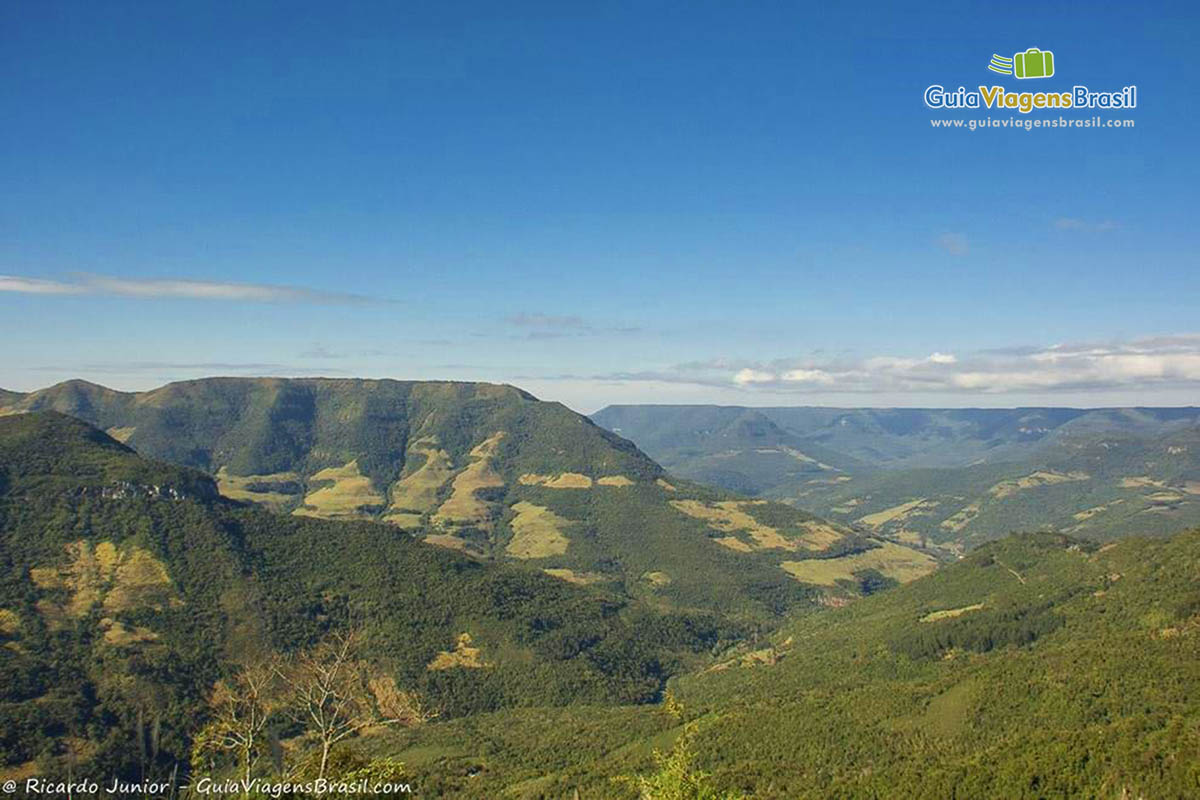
295,459,384,518
543,568,611,585
388,438,454,513
505,501,571,559
597,475,635,487
989,470,1089,499
427,632,490,670
857,498,937,528
781,541,937,587
216,466,301,511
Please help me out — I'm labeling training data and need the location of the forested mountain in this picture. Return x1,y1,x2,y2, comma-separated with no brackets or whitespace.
593,404,1200,551
377,528,1200,798
0,412,743,786
1,380,938,622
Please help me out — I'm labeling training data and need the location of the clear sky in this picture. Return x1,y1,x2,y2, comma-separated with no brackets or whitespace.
2,1,1198,412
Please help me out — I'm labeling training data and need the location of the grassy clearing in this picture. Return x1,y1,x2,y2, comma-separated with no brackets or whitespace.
427,632,489,670
105,426,136,443
422,533,474,554
100,618,159,646
0,608,20,635
857,498,937,528
642,571,672,587
989,470,1089,499
295,460,384,518
799,521,844,549
30,541,176,624
216,466,301,511
673,499,844,550
655,479,677,492
433,433,506,525
940,502,981,532
780,541,937,587
383,512,424,529
542,568,610,585
920,603,985,622
1072,500,1125,522
103,548,173,612
715,536,755,553
388,438,454,513
920,680,975,737
505,501,571,559
520,472,595,488
1120,475,1165,489
597,475,635,487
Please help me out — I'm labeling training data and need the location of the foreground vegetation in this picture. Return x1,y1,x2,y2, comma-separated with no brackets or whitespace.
374,530,1200,798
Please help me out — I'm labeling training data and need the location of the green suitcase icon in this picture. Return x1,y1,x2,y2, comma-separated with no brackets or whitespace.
1014,47,1054,79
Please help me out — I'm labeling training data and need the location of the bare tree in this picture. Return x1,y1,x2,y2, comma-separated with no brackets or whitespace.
276,629,435,780
191,660,281,787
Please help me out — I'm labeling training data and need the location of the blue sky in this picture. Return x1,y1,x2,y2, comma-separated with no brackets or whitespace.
2,1,1198,412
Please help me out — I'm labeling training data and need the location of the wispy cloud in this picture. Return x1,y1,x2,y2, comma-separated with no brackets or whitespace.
299,345,342,359
563,334,1200,395
1054,217,1120,232
936,232,969,255
28,361,344,375
501,311,642,340
0,273,378,304
506,312,588,330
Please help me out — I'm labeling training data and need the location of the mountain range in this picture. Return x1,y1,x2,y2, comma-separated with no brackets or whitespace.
0,380,943,623
593,404,1200,551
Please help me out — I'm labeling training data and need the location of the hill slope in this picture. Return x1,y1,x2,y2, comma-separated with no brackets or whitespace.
801,428,1200,551
0,412,749,783
0,381,931,621
372,528,1200,798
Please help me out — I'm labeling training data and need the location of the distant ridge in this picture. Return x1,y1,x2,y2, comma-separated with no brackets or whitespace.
593,404,1200,550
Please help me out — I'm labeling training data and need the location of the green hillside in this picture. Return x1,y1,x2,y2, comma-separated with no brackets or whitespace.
1,381,932,622
368,528,1200,798
798,428,1200,553
0,412,749,786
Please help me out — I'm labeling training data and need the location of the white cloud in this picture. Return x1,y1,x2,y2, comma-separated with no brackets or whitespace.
0,273,375,304
0,276,86,294
577,334,1200,396
780,368,835,384
733,368,776,385
936,232,969,255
